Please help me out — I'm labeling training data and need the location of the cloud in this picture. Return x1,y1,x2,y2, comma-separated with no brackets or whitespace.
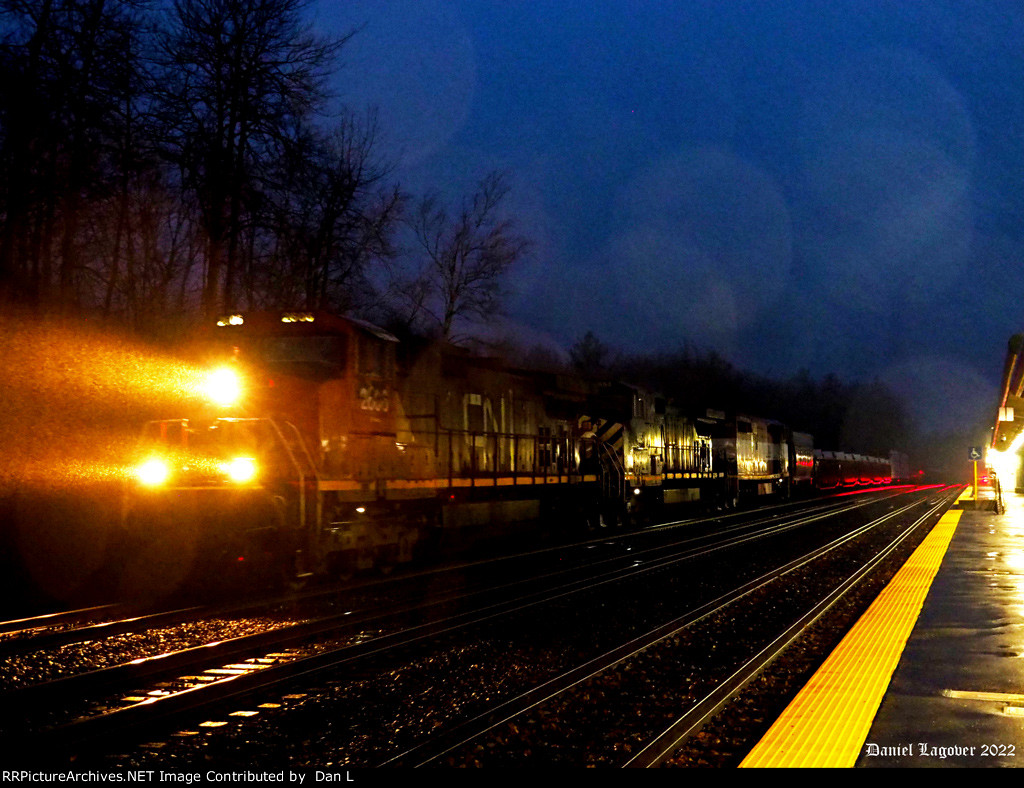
598,146,792,350
330,1,477,166
794,45,976,315
878,354,995,437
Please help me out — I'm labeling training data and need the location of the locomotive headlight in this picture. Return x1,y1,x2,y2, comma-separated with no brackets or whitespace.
225,457,257,484
137,458,170,486
205,367,242,407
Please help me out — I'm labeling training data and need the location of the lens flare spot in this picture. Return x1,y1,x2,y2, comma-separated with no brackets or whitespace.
225,457,257,484
137,458,169,486
204,367,242,407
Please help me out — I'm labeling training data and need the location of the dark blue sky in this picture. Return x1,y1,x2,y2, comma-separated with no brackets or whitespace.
320,1,1024,435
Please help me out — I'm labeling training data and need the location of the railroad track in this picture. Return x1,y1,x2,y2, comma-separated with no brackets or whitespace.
0,605,208,657
383,486,958,767
0,604,127,639
2,486,950,767
628,488,959,767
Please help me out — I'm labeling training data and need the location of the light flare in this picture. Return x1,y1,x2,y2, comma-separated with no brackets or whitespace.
137,458,170,487
203,367,243,407
988,432,1024,487
224,457,257,484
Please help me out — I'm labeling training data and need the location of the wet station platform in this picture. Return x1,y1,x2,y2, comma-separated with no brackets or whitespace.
741,486,1024,768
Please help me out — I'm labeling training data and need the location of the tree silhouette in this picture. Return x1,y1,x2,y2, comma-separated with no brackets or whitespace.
395,171,529,342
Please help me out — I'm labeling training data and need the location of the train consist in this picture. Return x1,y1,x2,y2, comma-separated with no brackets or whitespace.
124,311,910,581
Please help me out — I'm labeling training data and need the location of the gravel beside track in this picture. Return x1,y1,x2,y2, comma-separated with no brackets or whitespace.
436,501,933,767
0,617,305,692
90,491,941,769
0,587,418,695
663,521,927,767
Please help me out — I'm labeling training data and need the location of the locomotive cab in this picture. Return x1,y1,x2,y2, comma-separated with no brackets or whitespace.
204,312,413,576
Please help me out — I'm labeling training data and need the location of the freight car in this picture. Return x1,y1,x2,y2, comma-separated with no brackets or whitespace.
122,310,908,584
889,450,911,484
812,451,894,489
790,432,816,495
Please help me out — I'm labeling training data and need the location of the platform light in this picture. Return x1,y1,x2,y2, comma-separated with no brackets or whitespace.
988,431,1024,486
216,314,244,327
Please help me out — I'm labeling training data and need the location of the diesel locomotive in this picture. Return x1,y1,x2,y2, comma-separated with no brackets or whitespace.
123,310,908,583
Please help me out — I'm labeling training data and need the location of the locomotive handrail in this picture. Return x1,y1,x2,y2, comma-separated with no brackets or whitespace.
425,425,583,482
263,419,322,533
590,437,627,503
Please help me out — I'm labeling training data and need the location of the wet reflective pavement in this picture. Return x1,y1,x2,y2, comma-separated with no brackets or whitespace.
859,491,1024,767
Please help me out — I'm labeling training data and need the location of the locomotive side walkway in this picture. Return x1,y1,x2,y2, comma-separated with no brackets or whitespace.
741,487,1024,768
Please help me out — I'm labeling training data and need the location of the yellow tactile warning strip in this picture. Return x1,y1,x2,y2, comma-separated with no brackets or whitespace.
739,508,962,768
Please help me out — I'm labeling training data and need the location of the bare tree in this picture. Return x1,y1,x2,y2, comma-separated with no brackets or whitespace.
258,112,402,314
570,331,610,377
155,0,347,317
0,0,149,312
397,171,529,342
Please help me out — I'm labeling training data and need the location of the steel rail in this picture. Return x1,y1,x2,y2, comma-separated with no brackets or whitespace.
624,488,959,767
7,487,935,764
381,489,941,767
